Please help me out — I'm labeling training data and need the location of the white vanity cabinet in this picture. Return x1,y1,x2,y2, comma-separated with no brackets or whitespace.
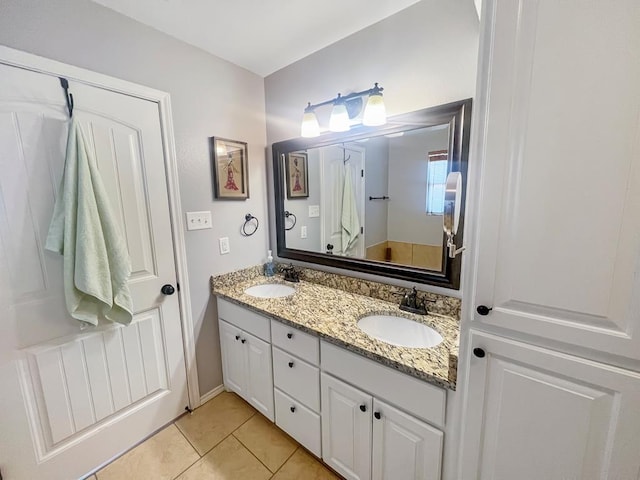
321,342,444,480
216,298,449,478
372,399,443,480
218,300,274,421
271,319,322,457
321,373,372,480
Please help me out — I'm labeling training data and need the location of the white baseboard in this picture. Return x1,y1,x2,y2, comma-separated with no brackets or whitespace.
200,384,225,405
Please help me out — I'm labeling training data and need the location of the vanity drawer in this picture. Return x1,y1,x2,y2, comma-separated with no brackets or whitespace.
217,298,270,342
271,319,319,365
321,341,446,428
275,388,321,458
273,347,320,412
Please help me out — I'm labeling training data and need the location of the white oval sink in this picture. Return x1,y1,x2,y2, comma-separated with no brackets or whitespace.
244,283,296,298
357,315,443,348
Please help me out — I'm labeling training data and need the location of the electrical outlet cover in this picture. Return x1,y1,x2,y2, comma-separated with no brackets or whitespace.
219,237,230,254
308,205,320,218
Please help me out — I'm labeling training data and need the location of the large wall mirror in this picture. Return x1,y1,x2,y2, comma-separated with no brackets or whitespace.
273,99,471,289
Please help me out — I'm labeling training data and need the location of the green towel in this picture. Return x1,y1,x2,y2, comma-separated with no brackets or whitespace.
46,119,133,326
341,165,360,254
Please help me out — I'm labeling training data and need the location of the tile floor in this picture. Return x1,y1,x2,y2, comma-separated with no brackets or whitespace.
89,391,340,480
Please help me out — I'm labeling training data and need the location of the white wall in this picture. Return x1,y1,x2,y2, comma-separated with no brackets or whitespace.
0,0,269,396
363,137,390,247
387,127,449,245
265,0,479,144
265,0,479,286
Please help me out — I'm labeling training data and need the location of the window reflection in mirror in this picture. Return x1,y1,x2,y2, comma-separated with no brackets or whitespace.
283,124,451,272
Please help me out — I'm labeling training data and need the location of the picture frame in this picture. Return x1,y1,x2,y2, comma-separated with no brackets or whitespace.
285,152,309,199
211,137,249,199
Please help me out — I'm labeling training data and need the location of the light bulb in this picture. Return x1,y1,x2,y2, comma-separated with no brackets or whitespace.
329,99,350,132
301,109,320,137
363,92,386,126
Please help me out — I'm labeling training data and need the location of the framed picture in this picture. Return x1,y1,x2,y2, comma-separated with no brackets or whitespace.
211,137,249,199
285,152,309,199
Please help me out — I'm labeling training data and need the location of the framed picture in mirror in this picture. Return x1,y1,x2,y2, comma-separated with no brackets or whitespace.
285,152,309,199
211,137,249,199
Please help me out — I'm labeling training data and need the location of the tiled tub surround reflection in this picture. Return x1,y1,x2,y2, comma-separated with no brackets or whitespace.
211,266,460,389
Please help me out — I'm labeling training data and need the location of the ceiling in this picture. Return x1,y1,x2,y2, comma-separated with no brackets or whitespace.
90,0,423,77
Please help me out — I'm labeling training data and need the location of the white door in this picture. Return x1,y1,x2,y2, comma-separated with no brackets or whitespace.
461,331,640,479
320,145,365,257
219,320,246,396
321,373,372,480
469,0,640,359
0,63,188,479
372,399,442,480
245,331,274,421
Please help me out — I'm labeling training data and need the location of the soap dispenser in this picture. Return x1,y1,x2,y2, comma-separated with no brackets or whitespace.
264,250,275,277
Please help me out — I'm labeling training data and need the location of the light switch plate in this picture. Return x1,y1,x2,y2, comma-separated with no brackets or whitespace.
308,205,320,218
301,226,308,239
219,237,230,254
186,211,212,231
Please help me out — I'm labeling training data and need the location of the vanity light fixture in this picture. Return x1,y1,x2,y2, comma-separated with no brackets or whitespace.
300,83,386,138
329,94,350,132
362,83,386,126
301,103,320,138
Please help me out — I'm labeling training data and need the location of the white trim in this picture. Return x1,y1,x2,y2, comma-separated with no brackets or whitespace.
199,384,225,405
0,45,200,407
157,93,201,408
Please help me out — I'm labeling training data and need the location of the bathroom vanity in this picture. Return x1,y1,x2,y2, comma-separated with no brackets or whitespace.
212,268,459,480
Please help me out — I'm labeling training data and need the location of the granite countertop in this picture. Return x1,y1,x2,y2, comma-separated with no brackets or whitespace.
212,273,460,390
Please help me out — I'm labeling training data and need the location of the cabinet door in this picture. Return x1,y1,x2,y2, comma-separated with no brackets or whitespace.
321,373,372,480
245,331,274,421
461,331,640,480
372,399,443,480
470,0,640,359
219,320,246,396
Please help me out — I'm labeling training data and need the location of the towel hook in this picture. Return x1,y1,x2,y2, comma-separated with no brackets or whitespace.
241,213,259,236
59,77,74,117
284,210,297,231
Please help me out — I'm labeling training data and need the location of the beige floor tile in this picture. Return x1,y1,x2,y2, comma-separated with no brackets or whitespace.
272,448,340,480
233,414,298,472
175,391,256,455
177,435,271,480
96,424,199,480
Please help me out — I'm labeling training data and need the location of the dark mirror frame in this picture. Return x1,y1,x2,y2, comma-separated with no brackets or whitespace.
272,98,472,289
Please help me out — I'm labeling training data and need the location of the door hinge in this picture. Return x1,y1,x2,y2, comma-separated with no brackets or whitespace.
177,282,180,292
360,226,364,234
361,169,364,177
